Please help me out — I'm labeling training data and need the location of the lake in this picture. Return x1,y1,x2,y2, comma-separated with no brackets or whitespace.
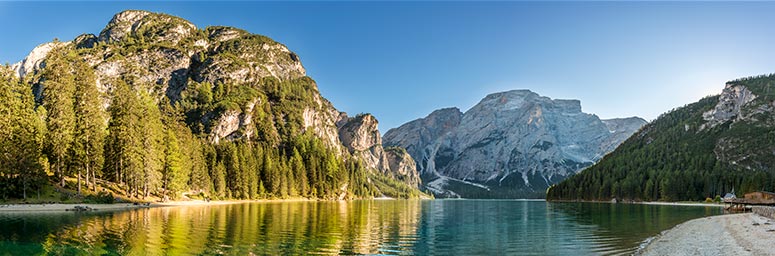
0,200,722,255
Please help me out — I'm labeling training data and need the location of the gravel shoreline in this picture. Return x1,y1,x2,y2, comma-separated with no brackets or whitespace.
638,213,775,256
0,199,320,212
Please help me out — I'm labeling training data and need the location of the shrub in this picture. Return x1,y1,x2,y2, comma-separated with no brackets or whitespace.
85,191,115,204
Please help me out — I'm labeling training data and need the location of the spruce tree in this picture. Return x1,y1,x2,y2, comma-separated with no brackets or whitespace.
41,48,76,187
0,67,46,199
71,58,105,194
105,80,143,196
162,128,184,199
138,90,164,198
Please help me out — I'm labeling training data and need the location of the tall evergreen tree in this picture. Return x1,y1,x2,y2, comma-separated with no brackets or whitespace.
71,58,105,194
162,128,185,199
138,90,164,198
104,79,143,196
0,67,46,199
41,48,76,187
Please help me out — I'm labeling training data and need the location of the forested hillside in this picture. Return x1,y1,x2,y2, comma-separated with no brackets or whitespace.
547,75,775,201
0,10,422,201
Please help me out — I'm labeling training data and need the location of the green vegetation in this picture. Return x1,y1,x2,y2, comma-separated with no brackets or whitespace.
0,12,421,202
0,64,46,200
547,75,775,202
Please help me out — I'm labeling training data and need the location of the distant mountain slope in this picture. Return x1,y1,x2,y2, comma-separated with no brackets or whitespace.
384,90,646,198
548,75,775,201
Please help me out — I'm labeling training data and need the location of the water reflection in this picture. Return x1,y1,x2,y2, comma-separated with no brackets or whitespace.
1,201,422,255
546,202,722,255
0,200,722,255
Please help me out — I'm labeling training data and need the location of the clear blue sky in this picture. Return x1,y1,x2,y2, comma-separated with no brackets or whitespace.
2,1,775,131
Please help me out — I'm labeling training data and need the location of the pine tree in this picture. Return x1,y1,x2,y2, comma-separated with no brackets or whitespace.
104,80,143,196
291,148,307,197
41,48,76,187
138,90,164,198
188,140,211,193
162,128,185,199
71,58,105,194
0,67,46,199
212,162,227,199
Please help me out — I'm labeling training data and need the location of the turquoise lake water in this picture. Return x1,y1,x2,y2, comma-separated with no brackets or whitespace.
0,200,722,255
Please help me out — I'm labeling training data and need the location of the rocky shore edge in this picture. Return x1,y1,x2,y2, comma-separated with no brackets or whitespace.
636,211,775,256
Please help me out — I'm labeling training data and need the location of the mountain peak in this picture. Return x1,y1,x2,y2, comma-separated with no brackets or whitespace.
474,89,582,113
384,90,646,198
482,89,539,101
99,10,196,44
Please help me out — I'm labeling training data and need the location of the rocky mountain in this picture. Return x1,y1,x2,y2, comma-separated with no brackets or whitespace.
548,75,775,202
337,114,422,188
3,10,422,200
384,90,646,198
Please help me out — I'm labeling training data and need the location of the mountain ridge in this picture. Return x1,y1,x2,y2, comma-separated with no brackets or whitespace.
384,89,646,198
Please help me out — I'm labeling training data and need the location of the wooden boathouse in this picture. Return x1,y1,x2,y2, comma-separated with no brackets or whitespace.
723,191,775,211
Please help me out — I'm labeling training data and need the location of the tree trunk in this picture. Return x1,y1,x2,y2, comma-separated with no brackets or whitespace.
92,168,97,192
85,165,90,192
115,162,119,185
77,169,81,195
58,164,65,187
22,175,27,200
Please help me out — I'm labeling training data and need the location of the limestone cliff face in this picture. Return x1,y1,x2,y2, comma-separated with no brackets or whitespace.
12,41,70,79
384,90,646,198
382,108,462,178
338,114,390,173
11,10,420,190
701,83,762,130
385,147,422,188
337,114,420,186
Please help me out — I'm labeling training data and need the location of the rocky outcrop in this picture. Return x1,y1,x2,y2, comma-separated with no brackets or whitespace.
337,114,421,187
384,90,646,198
338,114,390,174
702,83,758,130
209,99,259,144
385,147,422,188
98,10,196,45
11,41,70,78
300,96,346,153
338,114,382,152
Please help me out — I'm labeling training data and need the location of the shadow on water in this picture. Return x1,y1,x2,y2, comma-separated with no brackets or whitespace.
0,200,722,255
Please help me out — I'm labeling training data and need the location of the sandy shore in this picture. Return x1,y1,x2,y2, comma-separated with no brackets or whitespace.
0,203,153,212
639,213,775,256
0,198,323,212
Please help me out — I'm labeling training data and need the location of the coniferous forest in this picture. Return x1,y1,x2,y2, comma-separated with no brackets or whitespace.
548,75,775,202
0,17,421,201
